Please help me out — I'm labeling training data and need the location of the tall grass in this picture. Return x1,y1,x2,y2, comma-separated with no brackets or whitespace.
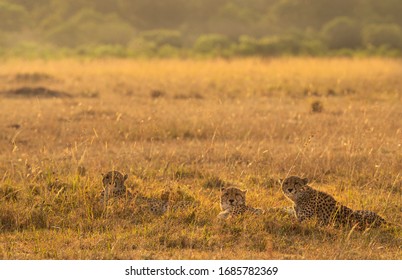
0,58,401,259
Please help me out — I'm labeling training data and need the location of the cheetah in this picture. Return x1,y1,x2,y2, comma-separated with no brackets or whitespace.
218,187,264,219
135,191,170,215
101,170,128,200
281,176,387,229
168,189,200,211
351,210,387,230
170,200,200,211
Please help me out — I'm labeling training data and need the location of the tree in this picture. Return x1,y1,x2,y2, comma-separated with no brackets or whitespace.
322,17,361,49
270,0,358,30
139,29,182,48
363,24,402,49
193,34,231,54
117,0,190,29
46,9,135,47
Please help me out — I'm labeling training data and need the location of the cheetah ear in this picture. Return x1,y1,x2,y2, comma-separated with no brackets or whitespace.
221,187,226,191
302,178,309,185
242,189,248,194
123,174,128,181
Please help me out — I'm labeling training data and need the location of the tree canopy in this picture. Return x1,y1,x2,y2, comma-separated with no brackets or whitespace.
1,0,402,57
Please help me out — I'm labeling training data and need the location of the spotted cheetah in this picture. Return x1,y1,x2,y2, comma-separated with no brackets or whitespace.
168,189,200,211
218,187,264,219
135,191,170,215
351,210,387,230
281,176,386,229
101,170,128,200
170,200,200,211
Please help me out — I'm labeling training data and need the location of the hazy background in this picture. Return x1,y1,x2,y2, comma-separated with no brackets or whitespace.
1,0,402,57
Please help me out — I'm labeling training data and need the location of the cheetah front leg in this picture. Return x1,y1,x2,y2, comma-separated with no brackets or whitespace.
217,210,231,219
283,206,296,216
296,213,307,223
295,207,313,223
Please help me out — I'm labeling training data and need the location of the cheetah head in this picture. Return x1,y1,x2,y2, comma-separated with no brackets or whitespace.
280,176,309,202
160,190,170,201
220,187,247,211
102,170,128,196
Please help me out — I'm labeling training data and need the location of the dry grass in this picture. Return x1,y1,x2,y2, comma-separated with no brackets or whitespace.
0,58,401,260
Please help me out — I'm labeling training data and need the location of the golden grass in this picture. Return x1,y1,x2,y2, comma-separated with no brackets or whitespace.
0,58,401,259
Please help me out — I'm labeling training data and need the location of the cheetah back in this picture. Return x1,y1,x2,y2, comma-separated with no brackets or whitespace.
351,210,387,229
135,191,170,215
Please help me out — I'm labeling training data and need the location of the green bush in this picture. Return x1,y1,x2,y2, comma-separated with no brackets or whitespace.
256,37,282,56
193,34,231,54
91,45,128,58
298,39,327,55
232,35,258,56
2,41,66,59
363,24,402,49
256,35,302,56
128,38,157,57
322,17,361,49
157,44,180,58
139,29,183,48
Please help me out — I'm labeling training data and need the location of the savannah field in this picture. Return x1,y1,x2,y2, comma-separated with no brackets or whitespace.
0,58,401,260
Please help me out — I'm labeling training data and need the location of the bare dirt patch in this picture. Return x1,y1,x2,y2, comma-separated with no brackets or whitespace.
2,86,72,99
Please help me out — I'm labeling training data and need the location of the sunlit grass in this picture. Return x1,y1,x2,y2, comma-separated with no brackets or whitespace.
0,58,401,259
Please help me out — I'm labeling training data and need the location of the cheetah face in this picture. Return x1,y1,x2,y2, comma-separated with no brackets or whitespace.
102,170,128,195
160,190,170,201
220,187,247,211
280,176,308,201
